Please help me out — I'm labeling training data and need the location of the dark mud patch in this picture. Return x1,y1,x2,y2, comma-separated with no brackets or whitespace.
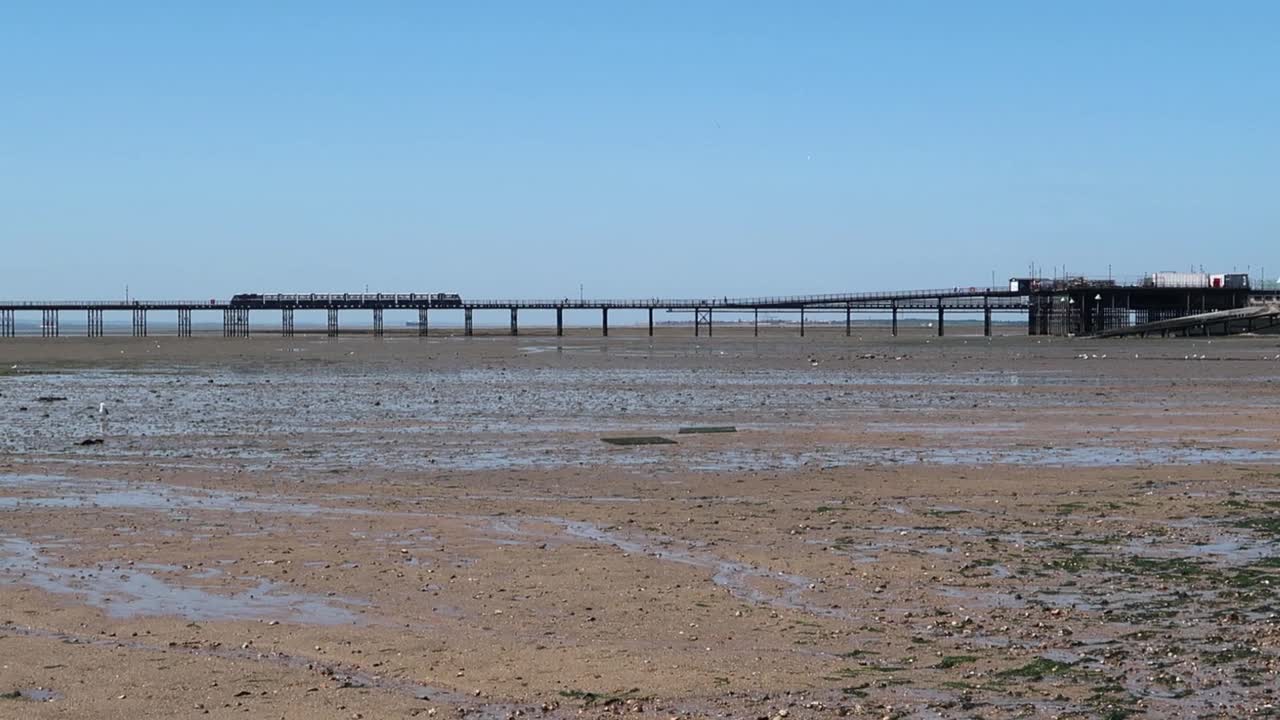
601,436,677,446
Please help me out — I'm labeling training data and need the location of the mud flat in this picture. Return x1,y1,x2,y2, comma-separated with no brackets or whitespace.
2,331,1279,719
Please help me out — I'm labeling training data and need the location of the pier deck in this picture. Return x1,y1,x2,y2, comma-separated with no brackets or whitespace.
0,284,1270,339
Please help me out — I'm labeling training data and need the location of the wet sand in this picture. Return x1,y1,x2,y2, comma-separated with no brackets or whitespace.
2,329,1279,719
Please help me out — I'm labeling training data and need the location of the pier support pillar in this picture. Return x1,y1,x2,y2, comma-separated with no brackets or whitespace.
800,307,806,337
556,308,563,337
602,308,608,337
754,308,759,337
891,301,898,337
418,308,429,337
983,301,992,338
936,302,944,337
695,307,712,337
464,308,473,336
648,308,653,337
177,308,192,337
373,307,384,337
87,309,104,337
281,308,294,337
42,309,59,337
327,308,339,337
0,309,13,338
845,304,851,336
222,309,246,338
131,308,146,337
510,308,518,336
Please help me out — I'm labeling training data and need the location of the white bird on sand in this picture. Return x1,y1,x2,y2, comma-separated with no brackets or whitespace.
98,402,108,416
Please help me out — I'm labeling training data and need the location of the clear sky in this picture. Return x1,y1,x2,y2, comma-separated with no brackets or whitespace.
2,2,1277,300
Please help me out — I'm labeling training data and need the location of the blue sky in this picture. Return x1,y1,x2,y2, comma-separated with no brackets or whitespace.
2,2,1277,299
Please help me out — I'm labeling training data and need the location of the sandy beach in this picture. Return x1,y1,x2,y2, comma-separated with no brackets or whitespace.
2,330,1279,718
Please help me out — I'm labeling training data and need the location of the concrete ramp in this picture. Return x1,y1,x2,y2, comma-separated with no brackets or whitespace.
1095,304,1280,338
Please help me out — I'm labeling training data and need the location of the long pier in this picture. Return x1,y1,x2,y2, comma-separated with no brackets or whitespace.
1,283,1274,339
0,287,1024,339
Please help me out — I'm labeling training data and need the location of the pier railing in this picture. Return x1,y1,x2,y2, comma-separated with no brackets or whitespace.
0,300,220,307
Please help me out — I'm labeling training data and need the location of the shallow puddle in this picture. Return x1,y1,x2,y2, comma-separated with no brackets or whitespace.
0,536,366,624
2,687,60,702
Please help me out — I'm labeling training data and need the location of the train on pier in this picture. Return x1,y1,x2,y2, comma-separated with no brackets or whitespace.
229,292,463,306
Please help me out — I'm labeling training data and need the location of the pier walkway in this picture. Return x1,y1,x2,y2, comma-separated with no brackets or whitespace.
2,284,1272,339
0,287,1022,339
